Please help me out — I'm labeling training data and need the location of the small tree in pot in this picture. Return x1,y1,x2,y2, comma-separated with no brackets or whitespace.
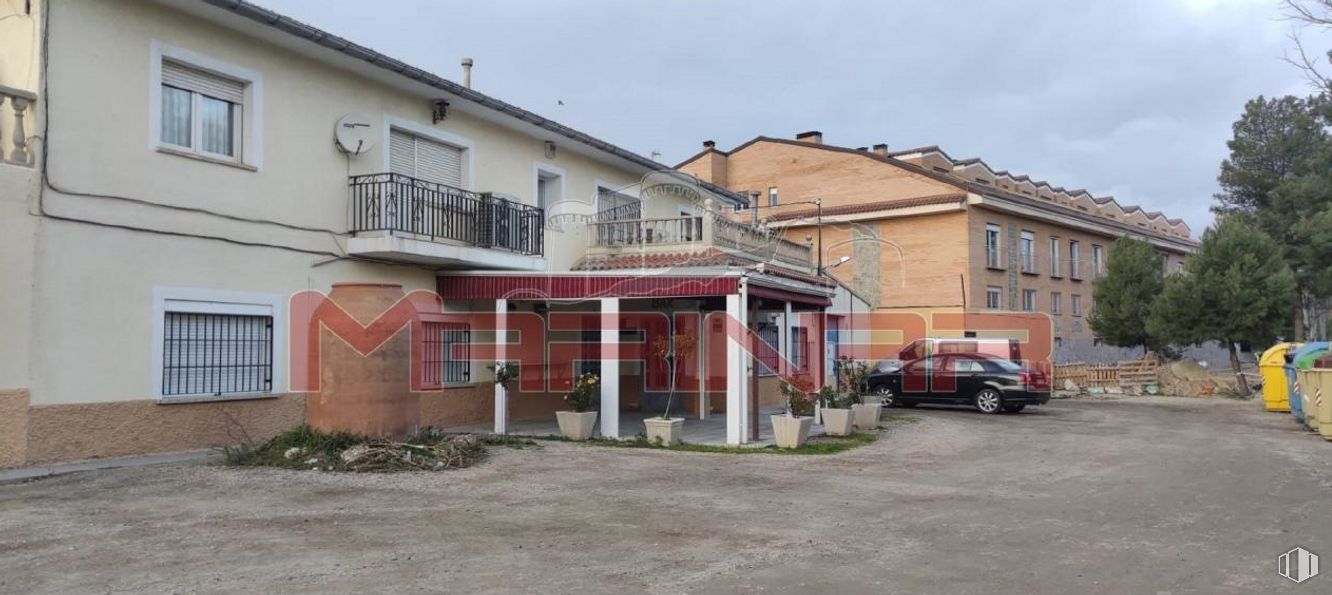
819,384,856,437
643,332,698,446
772,377,817,448
557,372,599,440
837,358,880,430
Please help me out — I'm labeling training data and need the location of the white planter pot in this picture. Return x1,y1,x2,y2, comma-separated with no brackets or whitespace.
821,408,855,436
643,417,685,446
770,415,813,449
851,403,882,431
556,411,598,441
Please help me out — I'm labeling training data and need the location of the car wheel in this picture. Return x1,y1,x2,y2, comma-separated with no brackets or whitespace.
973,388,1003,414
874,385,897,408
1002,404,1026,413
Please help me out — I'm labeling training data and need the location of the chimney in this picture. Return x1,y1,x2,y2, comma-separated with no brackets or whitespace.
872,143,889,157
684,140,728,186
461,57,474,88
795,130,823,144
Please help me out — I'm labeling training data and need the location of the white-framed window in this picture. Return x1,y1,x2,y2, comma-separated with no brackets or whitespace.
986,286,1003,310
1092,244,1105,279
149,42,262,168
1020,231,1036,273
534,163,565,214
1022,289,1037,312
768,186,779,207
383,116,475,189
1069,240,1082,280
390,128,465,187
151,287,286,402
1051,292,1063,316
596,185,642,221
985,224,1003,269
1049,237,1062,277
1071,294,1083,317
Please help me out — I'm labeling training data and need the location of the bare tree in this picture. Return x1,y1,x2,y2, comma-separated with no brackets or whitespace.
1284,0,1332,93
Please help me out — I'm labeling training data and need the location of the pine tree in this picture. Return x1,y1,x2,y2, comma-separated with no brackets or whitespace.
1088,237,1164,353
1148,217,1297,391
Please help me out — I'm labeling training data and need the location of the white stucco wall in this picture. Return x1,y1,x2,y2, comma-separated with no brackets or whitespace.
12,0,701,406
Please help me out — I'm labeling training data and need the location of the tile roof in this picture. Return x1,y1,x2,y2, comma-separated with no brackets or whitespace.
765,193,967,222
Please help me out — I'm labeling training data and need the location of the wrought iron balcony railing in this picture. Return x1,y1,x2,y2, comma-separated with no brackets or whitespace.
349,173,544,256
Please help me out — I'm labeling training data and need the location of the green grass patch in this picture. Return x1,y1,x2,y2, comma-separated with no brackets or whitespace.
881,413,924,424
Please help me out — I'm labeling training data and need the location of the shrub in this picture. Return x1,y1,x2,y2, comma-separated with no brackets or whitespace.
779,377,817,417
564,372,599,413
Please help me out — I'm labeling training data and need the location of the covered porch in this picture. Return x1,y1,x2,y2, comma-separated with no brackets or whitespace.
436,269,837,445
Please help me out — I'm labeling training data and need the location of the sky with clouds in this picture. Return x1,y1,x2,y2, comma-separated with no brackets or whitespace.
255,0,1324,233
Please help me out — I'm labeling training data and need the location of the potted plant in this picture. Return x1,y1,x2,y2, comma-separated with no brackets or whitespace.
557,372,599,440
643,332,698,446
838,358,879,431
771,378,816,448
818,385,856,437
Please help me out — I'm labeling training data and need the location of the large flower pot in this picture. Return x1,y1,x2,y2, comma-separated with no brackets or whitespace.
851,403,882,431
556,411,598,441
643,417,685,446
770,415,813,449
821,407,855,436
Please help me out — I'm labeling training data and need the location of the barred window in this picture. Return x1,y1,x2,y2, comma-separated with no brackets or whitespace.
162,312,272,396
755,323,779,375
423,322,471,385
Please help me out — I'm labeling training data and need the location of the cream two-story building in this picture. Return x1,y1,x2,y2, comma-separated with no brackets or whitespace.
0,0,841,467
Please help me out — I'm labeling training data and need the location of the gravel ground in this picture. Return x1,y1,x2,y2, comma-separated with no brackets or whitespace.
1,396,1329,594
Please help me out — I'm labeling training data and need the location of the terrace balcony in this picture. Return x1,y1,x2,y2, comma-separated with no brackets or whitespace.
586,210,815,272
346,173,545,270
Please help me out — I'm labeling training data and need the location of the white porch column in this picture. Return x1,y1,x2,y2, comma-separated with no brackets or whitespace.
600,297,620,439
697,310,707,420
726,291,750,445
779,302,792,377
494,298,508,434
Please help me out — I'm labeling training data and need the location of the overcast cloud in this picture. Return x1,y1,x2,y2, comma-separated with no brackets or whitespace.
256,0,1322,233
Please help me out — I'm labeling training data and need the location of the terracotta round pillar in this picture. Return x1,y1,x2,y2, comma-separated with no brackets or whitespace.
306,283,421,438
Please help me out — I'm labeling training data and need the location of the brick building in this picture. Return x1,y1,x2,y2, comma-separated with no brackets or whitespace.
678,132,1198,354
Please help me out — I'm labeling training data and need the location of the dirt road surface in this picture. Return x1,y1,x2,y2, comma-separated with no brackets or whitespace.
2,397,1328,594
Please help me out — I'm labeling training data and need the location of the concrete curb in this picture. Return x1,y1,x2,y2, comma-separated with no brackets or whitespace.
0,450,219,485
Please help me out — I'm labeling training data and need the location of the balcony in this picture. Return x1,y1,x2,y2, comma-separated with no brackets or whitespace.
347,173,545,270
587,212,814,271
1,85,37,168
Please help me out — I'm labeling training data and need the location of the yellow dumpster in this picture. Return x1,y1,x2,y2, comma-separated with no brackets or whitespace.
1260,343,1299,412
1314,368,1332,441
1298,368,1319,432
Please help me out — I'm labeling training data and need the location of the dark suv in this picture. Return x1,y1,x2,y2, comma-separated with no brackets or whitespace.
867,353,1051,413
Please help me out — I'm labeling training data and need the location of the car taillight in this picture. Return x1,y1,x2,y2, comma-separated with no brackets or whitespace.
1020,371,1049,389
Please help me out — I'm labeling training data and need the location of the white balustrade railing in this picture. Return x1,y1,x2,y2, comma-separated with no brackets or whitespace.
0,84,37,167
587,212,813,270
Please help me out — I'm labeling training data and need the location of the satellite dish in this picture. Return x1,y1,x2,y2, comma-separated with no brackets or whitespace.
334,112,377,155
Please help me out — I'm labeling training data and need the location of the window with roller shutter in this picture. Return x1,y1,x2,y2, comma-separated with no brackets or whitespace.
389,128,464,187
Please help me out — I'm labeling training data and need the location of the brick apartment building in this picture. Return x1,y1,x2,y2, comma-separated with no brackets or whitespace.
678,132,1198,356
